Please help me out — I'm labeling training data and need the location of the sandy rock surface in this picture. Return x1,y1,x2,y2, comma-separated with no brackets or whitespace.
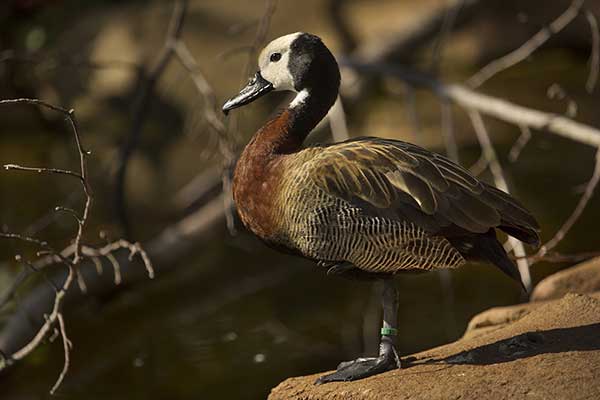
531,257,600,301
268,293,600,400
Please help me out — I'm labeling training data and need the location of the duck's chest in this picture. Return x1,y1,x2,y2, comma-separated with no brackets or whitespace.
232,150,287,239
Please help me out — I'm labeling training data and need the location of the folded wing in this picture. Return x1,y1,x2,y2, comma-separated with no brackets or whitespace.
307,137,540,246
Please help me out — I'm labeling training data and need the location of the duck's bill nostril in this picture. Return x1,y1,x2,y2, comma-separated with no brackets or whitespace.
222,71,274,115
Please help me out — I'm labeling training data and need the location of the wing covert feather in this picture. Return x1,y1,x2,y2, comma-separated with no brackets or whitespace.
305,137,535,238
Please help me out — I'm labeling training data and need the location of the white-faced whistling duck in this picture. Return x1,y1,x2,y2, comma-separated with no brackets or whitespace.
222,32,540,383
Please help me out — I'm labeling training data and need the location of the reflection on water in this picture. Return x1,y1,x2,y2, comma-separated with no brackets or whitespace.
1,134,599,399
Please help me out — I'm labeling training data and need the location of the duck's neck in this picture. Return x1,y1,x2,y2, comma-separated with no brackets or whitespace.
249,86,338,156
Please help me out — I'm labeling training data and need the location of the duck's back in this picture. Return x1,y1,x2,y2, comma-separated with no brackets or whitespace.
263,137,539,275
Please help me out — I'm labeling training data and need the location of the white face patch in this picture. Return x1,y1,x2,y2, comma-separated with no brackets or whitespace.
258,32,302,92
289,89,310,108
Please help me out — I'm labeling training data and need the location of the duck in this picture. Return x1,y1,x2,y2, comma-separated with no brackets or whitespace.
222,32,540,383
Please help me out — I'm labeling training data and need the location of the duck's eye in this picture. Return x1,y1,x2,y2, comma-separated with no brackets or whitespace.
270,52,282,62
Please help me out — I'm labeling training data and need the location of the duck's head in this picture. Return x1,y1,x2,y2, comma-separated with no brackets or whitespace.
222,32,340,115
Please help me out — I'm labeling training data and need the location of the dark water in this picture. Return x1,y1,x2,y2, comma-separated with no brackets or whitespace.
1,132,599,399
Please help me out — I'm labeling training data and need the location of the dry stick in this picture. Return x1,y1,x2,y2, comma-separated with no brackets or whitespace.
508,125,533,163
343,61,600,148
586,10,600,93
0,195,221,360
0,98,153,393
326,0,358,53
0,50,140,72
438,98,460,337
539,148,600,255
520,249,600,264
0,98,89,393
403,84,421,140
244,0,278,78
467,0,585,88
51,313,71,395
0,98,93,264
172,40,238,233
441,100,459,163
10,264,74,363
353,0,480,65
114,0,188,237
468,110,532,291
468,154,489,177
429,0,465,73
21,239,154,280
2,164,84,181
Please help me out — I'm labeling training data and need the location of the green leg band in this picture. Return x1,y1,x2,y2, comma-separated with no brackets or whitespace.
381,327,398,336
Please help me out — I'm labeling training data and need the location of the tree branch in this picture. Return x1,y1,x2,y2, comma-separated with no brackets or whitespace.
467,0,585,88
114,0,189,237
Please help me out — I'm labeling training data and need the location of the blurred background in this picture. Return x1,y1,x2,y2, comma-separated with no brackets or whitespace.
1,0,600,398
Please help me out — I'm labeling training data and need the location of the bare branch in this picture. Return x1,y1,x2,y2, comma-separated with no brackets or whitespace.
353,0,480,65
517,250,600,264
467,0,585,88
468,110,531,291
430,0,465,72
115,0,189,236
244,0,278,78
85,240,155,280
440,100,459,162
3,164,84,181
468,154,489,177
0,96,152,393
586,10,600,93
9,265,74,364
50,313,71,396
539,148,600,255
346,60,600,149
508,125,533,163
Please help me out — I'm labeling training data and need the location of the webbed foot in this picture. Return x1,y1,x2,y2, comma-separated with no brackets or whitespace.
315,344,401,384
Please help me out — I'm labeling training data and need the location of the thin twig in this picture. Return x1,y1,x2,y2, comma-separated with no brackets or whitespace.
468,154,489,177
3,164,84,181
345,60,600,148
9,265,74,363
508,125,533,162
173,37,238,236
0,97,152,394
114,0,189,236
430,0,465,73
585,10,600,93
468,110,531,291
244,0,278,78
0,98,93,265
403,84,421,140
467,0,585,88
50,313,71,395
539,148,600,255
515,249,600,263
440,100,459,162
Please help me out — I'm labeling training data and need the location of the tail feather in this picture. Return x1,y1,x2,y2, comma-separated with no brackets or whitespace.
449,230,527,293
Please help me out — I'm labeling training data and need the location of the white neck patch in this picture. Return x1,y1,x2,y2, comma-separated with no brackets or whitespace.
289,89,310,108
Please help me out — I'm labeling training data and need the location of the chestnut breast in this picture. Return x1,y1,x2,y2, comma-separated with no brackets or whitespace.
233,153,286,239
232,111,298,240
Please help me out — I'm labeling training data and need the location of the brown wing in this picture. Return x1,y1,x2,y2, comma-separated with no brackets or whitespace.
306,137,540,245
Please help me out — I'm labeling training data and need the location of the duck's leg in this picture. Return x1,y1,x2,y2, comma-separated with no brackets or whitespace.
315,279,402,384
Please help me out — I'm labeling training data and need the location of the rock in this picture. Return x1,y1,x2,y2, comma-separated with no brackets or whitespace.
531,257,600,302
268,293,600,400
463,292,600,339
462,301,541,340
